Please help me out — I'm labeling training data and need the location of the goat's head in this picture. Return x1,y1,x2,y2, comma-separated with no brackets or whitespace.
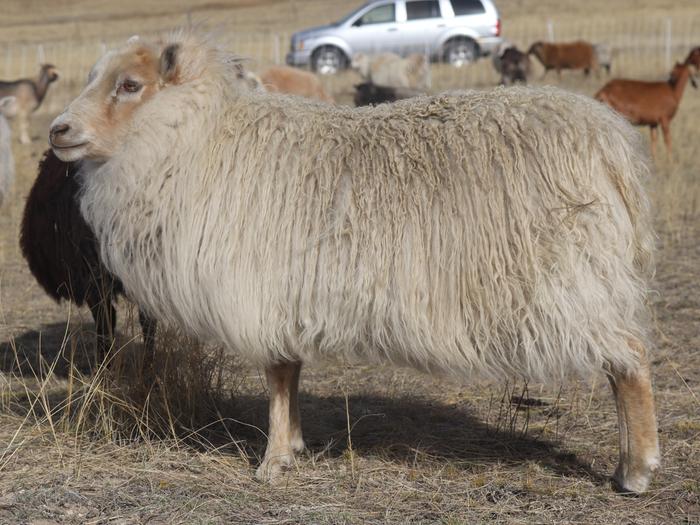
684,47,700,71
41,64,60,83
527,42,543,56
669,62,697,89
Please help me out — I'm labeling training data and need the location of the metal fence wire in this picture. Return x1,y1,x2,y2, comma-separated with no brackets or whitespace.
1,12,698,115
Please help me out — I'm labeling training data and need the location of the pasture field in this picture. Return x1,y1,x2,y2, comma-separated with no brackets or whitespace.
0,0,699,523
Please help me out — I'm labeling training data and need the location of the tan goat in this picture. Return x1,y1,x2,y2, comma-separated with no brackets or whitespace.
0,64,59,144
257,65,333,103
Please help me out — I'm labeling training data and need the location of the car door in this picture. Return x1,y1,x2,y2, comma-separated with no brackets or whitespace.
340,2,404,55
395,0,445,55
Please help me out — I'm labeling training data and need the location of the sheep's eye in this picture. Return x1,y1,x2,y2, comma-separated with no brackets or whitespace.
120,79,141,93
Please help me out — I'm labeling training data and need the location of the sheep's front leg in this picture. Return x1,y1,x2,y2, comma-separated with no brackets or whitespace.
256,361,304,481
608,339,660,494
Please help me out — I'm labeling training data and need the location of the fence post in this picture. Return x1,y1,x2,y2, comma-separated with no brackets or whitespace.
546,19,555,42
4,46,10,78
425,41,432,90
664,17,672,70
273,33,280,65
20,45,27,77
37,44,45,65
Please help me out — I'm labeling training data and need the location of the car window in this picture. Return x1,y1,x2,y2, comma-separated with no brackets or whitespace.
354,4,396,26
406,0,441,20
450,0,486,15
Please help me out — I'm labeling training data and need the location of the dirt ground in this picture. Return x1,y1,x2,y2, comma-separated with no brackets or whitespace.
0,1,700,524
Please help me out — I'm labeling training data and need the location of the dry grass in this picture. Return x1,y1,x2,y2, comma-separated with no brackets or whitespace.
0,1,700,523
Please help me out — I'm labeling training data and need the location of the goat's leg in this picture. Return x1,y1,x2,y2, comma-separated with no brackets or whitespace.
87,292,117,366
608,339,660,494
649,126,657,161
18,112,30,144
256,361,304,481
660,119,672,161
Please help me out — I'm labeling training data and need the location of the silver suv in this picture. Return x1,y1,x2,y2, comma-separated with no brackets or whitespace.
287,0,502,74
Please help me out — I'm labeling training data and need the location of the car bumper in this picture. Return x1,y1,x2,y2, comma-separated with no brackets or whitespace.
286,50,313,67
477,36,503,56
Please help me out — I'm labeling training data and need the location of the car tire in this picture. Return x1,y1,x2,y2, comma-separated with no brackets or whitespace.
311,46,347,75
443,39,478,67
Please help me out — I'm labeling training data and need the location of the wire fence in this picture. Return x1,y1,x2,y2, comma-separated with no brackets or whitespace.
1,12,698,115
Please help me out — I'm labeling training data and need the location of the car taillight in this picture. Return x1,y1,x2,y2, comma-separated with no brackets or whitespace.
495,19,501,36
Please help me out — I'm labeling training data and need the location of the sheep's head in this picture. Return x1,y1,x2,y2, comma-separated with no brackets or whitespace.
49,38,181,162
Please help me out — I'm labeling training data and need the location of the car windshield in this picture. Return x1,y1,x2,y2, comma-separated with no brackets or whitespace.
333,2,372,26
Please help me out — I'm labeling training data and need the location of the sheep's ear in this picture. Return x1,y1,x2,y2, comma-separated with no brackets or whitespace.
159,43,180,83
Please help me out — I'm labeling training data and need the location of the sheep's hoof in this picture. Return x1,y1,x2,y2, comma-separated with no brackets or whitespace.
612,456,659,495
290,437,306,454
255,451,295,482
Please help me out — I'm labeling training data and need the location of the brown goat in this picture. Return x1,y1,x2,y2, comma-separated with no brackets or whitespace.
257,65,334,103
595,56,698,159
528,41,598,78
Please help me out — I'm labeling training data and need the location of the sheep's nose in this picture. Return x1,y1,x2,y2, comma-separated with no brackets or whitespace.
50,123,70,140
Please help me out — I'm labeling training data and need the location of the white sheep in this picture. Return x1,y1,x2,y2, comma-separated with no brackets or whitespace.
50,33,659,494
351,52,429,90
0,96,17,206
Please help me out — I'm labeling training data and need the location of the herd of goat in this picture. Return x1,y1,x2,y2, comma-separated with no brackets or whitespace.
0,33,697,493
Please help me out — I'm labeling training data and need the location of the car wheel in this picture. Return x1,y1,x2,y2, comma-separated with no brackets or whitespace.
444,39,478,67
312,46,346,75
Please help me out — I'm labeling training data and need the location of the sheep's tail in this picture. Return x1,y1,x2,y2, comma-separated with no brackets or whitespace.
602,110,655,279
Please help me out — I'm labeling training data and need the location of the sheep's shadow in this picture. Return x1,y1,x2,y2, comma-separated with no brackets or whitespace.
227,392,609,487
0,324,609,487
0,321,109,377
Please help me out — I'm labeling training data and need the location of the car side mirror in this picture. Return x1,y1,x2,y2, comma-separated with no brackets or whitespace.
353,19,363,27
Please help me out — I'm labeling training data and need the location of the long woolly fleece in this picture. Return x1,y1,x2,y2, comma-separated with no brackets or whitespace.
79,35,654,382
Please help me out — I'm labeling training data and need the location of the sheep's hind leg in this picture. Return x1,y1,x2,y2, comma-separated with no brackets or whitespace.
608,339,660,494
256,361,304,481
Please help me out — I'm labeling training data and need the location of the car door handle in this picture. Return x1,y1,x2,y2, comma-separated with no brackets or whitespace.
437,24,446,28
387,27,398,31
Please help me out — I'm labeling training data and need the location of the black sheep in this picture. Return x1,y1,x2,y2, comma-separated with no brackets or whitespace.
20,149,156,367
353,82,422,107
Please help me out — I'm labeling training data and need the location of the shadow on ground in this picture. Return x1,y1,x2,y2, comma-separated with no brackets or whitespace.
0,323,609,488
0,321,101,377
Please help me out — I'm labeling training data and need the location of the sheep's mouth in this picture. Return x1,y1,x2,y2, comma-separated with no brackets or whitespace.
51,142,88,150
